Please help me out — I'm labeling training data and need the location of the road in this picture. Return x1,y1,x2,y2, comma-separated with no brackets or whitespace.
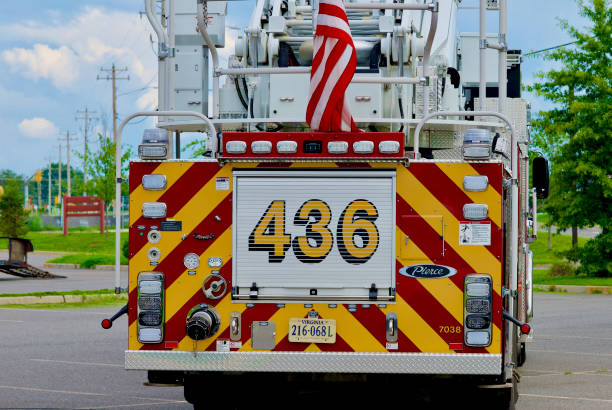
0,251,128,293
0,294,610,409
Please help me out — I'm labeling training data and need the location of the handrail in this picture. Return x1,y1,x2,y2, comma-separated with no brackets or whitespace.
114,111,216,293
196,0,220,118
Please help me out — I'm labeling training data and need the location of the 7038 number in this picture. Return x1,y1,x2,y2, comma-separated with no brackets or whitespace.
248,199,379,265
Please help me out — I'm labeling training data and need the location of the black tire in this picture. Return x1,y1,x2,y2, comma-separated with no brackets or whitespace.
517,342,526,367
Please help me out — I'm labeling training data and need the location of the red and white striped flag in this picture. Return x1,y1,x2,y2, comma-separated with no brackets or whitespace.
306,0,359,132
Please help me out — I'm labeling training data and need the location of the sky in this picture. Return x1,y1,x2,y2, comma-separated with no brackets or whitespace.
0,0,589,177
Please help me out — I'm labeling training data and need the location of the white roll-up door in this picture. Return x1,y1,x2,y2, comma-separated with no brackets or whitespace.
232,170,396,301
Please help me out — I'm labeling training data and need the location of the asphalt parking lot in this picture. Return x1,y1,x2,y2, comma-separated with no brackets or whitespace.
0,292,610,409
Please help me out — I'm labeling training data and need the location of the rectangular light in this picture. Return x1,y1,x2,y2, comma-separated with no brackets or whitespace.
463,128,491,159
466,331,490,346
327,141,348,154
225,140,247,154
139,280,163,294
277,140,298,154
142,202,167,219
138,144,168,160
138,296,162,310
251,140,272,154
379,140,400,154
142,174,167,191
465,314,490,329
465,298,490,313
463,175,488,192
353,141,374,154
466,282,490,297
463,203,488,220
138,328,162,343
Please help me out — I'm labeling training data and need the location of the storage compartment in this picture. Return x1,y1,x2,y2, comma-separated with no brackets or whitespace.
232,170,396,301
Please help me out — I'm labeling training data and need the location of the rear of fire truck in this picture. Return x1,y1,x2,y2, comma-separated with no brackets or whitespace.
102,0,549,408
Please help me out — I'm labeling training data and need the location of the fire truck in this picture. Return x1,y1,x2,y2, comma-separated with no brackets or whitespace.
102,0,550,408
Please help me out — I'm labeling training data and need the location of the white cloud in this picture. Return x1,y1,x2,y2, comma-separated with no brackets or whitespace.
136,88,158,111
18,117,59,139
0,7,156,89
2,44,79,88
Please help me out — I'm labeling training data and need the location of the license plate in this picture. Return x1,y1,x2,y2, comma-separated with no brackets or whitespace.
288,318,336,344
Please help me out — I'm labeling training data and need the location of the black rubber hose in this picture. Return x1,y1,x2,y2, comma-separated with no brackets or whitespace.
398,97,404,132
234,77,248,110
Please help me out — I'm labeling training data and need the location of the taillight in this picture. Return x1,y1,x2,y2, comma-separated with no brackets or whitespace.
464,274,492,347
137,272,165,343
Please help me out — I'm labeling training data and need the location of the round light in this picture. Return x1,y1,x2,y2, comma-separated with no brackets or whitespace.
183,253,200,270
520,324,531,335
208,257,223,268
101,319,112,329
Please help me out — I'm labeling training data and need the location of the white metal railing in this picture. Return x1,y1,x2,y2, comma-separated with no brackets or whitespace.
113,110,216,293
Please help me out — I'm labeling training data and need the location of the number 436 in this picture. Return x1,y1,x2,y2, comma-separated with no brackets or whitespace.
248,199,380,265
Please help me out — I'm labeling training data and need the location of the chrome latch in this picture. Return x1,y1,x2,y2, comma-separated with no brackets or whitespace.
386,312,398,342
230,311,241,341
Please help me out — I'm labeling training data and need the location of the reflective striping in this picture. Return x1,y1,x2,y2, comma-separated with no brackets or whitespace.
396,166,501,296
129,162,194,226
434,162,502,229
316,304,385,352
175,293,243,351
165,229,233,320
239,304,304,351
487,321,502,354
304,344,322,352
395,228,463,323
394,294,452,353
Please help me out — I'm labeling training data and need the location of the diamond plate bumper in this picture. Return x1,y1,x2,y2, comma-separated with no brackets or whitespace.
125,350,502,375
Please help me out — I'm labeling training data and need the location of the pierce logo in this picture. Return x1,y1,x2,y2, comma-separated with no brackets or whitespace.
398,264,457,279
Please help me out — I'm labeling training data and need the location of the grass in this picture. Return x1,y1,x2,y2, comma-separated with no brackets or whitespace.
0,232,127,254
0,294,127,309
46,253,127,267
530,233,588,265
0,289,116,298
533,269,612,286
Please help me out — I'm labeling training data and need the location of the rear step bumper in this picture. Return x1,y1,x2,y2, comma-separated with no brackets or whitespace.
125,350,501,375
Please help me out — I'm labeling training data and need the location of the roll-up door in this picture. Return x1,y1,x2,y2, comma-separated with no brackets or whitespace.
232,170,396,301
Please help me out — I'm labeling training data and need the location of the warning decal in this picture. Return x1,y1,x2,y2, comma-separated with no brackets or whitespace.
459,222,491,246
216,177,230,190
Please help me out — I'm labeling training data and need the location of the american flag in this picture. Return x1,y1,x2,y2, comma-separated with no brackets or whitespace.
306,0,359,132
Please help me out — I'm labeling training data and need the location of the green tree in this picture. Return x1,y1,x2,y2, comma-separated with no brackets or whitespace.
80,134,130,239
0,181,29,237
528,0,611,276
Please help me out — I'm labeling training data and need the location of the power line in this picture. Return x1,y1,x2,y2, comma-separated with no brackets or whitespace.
76,107,99,185
524,41,578,57
97,64,130,143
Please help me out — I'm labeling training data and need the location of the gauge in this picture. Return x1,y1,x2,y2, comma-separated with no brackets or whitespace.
208,257,223,268
183,253,200,270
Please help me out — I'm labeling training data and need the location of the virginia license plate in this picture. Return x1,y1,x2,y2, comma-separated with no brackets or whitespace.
288,318,336,344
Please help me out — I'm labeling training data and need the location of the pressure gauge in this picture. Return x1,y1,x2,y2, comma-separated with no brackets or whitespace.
208,257,223,268
183,253,200,270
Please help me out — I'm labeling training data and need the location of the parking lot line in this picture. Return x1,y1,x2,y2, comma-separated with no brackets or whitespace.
521,393,612,403
78,400,186,409
31,358,123,367
530,349,612,358
0,385,106,397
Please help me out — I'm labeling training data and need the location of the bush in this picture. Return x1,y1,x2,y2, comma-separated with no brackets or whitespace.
28,215,45,231
566,231,612,277
549,262,575,277
122,239,129,260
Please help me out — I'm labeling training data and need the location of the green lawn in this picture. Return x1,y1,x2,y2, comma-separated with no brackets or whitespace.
46,253,127,267
0,294,127,309
0,289,116,298
533,269,612,286
0,232,127,254
530,233,588,265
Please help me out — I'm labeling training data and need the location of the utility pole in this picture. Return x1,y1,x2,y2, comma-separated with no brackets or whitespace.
76,107,98,185
59,131,77,197
48,158,52,213
97,64,129,143
58,144,62,201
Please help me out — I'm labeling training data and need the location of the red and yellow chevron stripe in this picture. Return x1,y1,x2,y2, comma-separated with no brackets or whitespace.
128,160,503,355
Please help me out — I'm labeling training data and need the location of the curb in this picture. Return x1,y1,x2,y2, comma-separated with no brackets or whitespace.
0,293,127,306
43,263,128,271
534,284,612,294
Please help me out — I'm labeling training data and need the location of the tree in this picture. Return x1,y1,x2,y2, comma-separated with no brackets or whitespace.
81,133,130,239
528,0,611,276
0,181,29,237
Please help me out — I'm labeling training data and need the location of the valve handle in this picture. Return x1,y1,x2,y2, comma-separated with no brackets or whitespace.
203,274,227,300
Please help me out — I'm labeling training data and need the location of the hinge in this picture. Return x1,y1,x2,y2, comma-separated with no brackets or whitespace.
249,282,259,299
480,39,488,49
369,283,378,300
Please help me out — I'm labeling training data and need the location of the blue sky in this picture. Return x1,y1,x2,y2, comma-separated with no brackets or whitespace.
0,0,588,176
